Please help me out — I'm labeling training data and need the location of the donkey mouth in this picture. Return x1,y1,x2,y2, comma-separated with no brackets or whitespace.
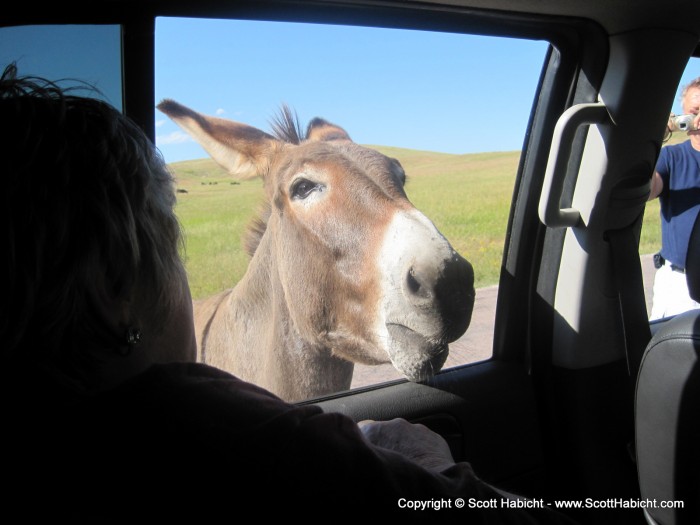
385,323,449,382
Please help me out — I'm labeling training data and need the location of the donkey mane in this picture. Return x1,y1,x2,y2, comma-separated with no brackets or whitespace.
244,202,271,257
244,106,305,256
269,104,306,145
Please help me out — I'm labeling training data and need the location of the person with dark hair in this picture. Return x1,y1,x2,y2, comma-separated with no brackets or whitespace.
649,77,700,320
1,63,576,523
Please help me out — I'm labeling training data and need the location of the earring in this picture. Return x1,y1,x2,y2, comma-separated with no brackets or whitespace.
125,327,142,346
117,327,142,356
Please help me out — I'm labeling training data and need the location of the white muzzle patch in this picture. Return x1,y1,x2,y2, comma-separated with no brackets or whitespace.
374,209,459,381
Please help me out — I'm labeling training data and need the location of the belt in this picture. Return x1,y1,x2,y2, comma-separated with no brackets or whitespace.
654,253,685,273
670,263,686,274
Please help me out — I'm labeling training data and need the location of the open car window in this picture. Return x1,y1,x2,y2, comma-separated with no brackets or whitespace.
0,24,123,110
154,17,548,399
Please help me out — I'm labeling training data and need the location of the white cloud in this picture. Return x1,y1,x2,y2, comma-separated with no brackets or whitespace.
215,108,226,116
155,119,167,128
156,130,192,145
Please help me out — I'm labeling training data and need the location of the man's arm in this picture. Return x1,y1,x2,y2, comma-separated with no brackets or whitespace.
649,171,664,200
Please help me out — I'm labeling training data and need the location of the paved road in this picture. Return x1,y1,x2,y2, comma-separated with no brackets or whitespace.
351,254,656,389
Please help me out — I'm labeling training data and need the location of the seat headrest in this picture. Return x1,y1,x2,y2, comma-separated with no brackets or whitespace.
686,210,700,302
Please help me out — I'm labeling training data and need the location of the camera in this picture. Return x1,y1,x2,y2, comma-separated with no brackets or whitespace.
668,113,699,132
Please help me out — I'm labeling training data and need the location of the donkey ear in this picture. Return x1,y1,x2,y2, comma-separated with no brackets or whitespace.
306,117,352,142
157,99,278,179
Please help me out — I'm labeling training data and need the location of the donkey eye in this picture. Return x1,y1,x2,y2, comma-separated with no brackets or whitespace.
291,178,322,200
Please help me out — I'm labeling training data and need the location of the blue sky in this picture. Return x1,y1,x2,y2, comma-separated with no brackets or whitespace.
0,19,697,164
154,17,550,163
153,18,699,164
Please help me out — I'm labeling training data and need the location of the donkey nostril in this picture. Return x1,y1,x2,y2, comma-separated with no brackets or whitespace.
406,266,433,301
407,267,421,295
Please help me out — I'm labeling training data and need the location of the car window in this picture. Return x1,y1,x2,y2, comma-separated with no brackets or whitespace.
0,24,123,110
154,17,548,399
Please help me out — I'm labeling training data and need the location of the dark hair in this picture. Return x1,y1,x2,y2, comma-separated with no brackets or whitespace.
1,63,186,370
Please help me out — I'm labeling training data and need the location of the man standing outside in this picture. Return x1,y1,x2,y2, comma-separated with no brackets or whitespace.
649,76,700,320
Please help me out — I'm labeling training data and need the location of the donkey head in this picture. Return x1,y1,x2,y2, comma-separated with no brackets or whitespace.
158,99,474,383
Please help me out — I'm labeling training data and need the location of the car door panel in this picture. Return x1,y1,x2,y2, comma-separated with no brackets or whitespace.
315,360,546,495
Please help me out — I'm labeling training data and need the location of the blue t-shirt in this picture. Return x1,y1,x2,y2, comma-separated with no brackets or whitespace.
656,140,700,268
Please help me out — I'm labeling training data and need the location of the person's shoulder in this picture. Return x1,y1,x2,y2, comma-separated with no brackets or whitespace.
659,139,694,163
661,140,687,154
670,139,700,157
119,362,322,420
680,139,697,152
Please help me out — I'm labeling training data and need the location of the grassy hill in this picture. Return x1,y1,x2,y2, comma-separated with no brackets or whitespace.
169,143,667,300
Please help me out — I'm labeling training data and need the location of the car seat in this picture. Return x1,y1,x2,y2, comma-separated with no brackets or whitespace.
635,211,700,525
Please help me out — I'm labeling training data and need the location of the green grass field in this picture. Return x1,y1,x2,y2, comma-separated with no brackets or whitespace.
169,140,675,300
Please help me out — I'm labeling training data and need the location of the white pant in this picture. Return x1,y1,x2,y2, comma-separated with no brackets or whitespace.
649,262,700,320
